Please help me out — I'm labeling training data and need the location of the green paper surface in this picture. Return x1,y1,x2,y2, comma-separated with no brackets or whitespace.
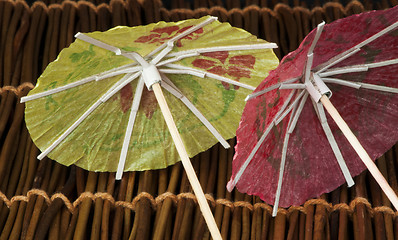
25,16,279,172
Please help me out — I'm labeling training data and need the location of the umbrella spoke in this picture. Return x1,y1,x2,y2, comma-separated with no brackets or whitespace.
323,77,398,93
304,53,314,83
364,58,398,68
37,72,140,160
315,20,398,73
21,64,140,103
227,90,296,191
156,52,200,66
21,75,98,103
272,105,296,217
95,66,141,81
319,58,398,77
318,66,368,77
76,33,148,66
159,68,205,78
150,42,174,65
315,48,361,74
279,83,306,90
116,76,145,180
160,74,230,149
308,22,325,56
322,78,361,89
245,77,300,101
356,20,398,49
75,32,122,55
100,72,141,102
165,43,278,59
315,101,354,187
274,90,297,121
288,92,309,134
165,63,257,90
147,16,218,58
275,90,306,125
227,122,275,191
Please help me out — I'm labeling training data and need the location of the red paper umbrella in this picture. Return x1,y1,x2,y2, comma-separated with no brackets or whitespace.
227,6,398,216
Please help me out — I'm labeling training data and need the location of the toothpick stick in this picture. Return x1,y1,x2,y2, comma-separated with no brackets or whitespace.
151,83,222,240
320,95,398,210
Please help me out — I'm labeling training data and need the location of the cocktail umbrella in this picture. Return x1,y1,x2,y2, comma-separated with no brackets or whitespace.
227,7,398,216
21,16,279,238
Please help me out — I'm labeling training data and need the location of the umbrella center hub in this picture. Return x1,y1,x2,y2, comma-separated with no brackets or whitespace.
141,64,162,90
305,72,332,102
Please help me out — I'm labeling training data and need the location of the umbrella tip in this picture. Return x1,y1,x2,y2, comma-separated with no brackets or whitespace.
226,179,235,192
115,170,123,180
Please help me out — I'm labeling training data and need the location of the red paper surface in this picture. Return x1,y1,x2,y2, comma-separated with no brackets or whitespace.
231,6,398,207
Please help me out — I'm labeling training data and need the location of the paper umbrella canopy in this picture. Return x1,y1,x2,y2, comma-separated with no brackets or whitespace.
22,16,279,239
22,16,278,176
227,6,398,215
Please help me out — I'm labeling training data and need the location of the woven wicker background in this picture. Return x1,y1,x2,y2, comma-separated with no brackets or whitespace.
1,0,398,239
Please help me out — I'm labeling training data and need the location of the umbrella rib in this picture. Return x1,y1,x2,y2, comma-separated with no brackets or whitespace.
272,105,296,217
95,66,142,81
308,22,325,56
159,68,205,78
165,43,278,58
21,75,97,103
156,52,200,66
147,16,218,58
20,64,140,103
288,92,309,134
315,48,361,74
356,20,398,49
322,77,398,93
319,58,398,77
318,66,368,77
76,33,148,66
315,20,398,73
227,122,275,191
245,77,300,101
37,72,140,160
279,83,306,90
275,90,306,125
75,32,122,55
322,77,361,89
116,76,145,180
150,42,174,65
227,90,296,191
165,63,257,90
274,90,297,121
315,101,355,187
160,74,230,149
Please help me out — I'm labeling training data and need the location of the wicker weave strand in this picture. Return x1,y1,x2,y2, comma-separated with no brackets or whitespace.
1,189,397,217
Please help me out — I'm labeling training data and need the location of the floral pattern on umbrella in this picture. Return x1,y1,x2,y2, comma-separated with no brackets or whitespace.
192,51,256,90
22,16,279,176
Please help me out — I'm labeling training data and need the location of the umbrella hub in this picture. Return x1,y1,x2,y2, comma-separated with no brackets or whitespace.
305,72,332,102
141,63,162,90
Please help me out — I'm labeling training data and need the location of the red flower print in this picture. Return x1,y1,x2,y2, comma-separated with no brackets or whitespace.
192,51,256,90
153,26,180,35
176,27,204,47
120,84,133,113
119,84,158,119
134,25,204,47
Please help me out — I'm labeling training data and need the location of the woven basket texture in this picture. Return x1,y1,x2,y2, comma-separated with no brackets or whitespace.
0,0,397,239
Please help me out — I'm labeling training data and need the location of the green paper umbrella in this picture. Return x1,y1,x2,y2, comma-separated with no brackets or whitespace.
22,16,279,239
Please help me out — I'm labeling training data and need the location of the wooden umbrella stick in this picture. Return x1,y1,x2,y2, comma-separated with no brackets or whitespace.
320,95,398,210
152,83,222,240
